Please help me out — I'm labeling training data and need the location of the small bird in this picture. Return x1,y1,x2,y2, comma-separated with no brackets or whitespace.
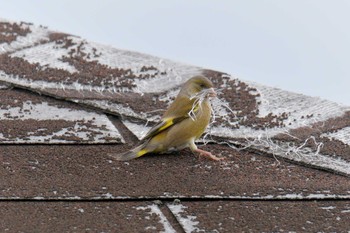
110,75,223,161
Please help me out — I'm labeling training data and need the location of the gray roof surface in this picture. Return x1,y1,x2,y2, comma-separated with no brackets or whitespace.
1,19,350,232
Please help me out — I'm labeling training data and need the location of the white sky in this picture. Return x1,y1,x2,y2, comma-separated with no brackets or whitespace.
1,0,349,105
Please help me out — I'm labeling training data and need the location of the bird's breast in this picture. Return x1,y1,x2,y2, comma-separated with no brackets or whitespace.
192,99,212,137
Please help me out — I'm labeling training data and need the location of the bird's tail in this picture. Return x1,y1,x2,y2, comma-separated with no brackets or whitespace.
108,143,149,161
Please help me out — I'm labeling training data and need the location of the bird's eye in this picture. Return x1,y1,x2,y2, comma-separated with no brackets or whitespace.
199,83,206,88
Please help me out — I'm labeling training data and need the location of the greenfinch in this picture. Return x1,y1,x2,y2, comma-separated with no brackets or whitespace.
110,75,223,161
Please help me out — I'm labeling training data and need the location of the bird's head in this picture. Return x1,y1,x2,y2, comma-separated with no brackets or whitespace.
180,75,216,99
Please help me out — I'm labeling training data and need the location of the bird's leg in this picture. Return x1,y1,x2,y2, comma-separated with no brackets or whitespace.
193,148,224,161
189,141,224,161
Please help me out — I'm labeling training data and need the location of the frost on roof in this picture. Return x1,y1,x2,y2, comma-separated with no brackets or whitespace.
321,126,350,146
0,89,123,144
0,19,349,175
0,19,49,54
136,204,176,233
167,203,205,233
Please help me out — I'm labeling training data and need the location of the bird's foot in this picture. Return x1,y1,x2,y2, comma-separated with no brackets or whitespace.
194,148,224,161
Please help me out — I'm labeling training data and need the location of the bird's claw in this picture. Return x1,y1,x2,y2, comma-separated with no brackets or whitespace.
195,148,225,161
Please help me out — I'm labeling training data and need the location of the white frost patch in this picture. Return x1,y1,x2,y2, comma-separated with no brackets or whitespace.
0,100,108,122
211,96,237,121
136,204,176,233
321,126,350,146
209,125,285,139
209,78,350,139
76,99,141,119
167,203,205,233
79,40,203,92
204,193,350,200
0,101,123,143
0,84,9,89
0,20,49,54
101,193,114,199
1,25,202,94
133,70,197,94
76,99,161,122
158,89,179,106
122,120,152,140
2,101,76,120
248,81,349,121
0,71,120,94
233,139,350,176
10,41,78,73
275,193,350,200
320,206,336,210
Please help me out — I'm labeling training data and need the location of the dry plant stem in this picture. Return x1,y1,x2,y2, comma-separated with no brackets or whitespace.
194,148,225,161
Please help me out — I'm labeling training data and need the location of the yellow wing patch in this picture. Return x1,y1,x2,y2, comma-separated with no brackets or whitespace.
137,148,148,157
142,117,176,140
143,115,194,140
158,118,174,131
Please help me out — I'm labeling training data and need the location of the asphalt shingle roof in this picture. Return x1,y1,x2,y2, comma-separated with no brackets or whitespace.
1,18,350,232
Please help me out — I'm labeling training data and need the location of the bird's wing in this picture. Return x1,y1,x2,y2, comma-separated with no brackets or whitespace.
142,96,198,140
142,115,188,140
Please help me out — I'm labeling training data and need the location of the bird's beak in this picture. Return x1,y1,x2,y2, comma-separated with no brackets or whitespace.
208,88,217,97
